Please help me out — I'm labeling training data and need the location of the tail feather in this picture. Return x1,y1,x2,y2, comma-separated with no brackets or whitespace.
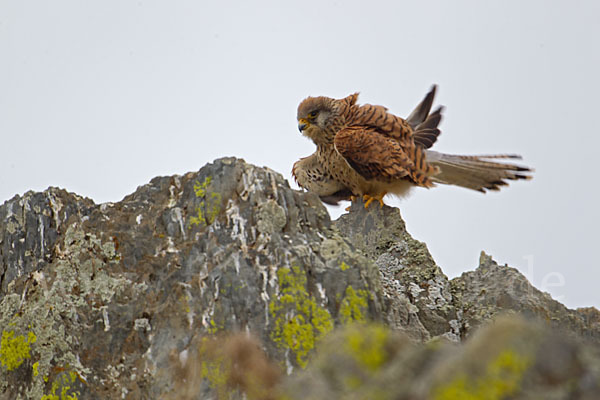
425,150,533,192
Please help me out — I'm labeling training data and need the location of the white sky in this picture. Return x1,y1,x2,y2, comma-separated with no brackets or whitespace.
1,1,599,309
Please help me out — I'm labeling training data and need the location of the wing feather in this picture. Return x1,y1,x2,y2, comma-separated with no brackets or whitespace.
334,126,412,181
332,89,446,188
413,106,444,149
406,85,437,128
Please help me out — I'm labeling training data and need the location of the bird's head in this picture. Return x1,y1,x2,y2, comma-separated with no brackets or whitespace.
297,93,358,146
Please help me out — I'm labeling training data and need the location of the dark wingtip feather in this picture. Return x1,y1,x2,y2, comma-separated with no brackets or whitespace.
406,85,438,129
429,84,438,96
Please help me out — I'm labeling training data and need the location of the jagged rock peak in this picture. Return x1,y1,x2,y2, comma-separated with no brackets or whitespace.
0,157,384,398
1,157,599,399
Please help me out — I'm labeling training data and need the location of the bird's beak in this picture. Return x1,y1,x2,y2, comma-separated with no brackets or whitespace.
298,118,309,132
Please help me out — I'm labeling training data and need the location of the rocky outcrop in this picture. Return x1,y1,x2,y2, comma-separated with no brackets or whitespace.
336,202,459,342
280,316,600,399
336,203,600,343
0,157,599,399
0,158,384,399
452,252,600,342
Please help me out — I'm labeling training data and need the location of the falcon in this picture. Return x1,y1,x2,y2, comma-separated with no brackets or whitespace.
292,86,532,208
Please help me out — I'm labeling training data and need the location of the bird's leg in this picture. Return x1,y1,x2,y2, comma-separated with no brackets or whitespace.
345,195,358,212
363,192,387,209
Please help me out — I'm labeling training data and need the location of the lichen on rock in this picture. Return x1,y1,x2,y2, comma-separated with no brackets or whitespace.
269,265,334,369
189,176,222,227
0,157,599,399
0,330,36,372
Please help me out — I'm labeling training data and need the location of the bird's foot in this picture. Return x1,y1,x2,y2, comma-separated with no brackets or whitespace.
362,192,387,209
345,196,358,212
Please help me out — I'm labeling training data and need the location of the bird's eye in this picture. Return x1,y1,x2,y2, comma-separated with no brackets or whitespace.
308,111,318,118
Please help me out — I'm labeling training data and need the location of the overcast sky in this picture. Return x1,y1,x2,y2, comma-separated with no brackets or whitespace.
1,0,599,309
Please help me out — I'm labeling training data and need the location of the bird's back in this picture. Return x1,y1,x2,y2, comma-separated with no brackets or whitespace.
345,103,415,145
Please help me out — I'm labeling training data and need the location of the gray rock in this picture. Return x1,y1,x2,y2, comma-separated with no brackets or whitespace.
280,316,600,399
0,188,95,295
0,157,598,399
451,251,600,341
335,202,459,341
0,158,385,399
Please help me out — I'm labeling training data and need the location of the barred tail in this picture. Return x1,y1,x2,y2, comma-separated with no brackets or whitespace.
425,150,533,192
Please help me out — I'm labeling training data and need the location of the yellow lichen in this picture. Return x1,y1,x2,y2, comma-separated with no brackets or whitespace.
41,370,80,400
197,337,232,399
344,375,363,390
344,324,389,372
0,329,36,371
207,318,222,335
340,261,350,271
179,294,191,314
434,349,531,400
269,266,334,368
189,176,221,227
339,286,369,324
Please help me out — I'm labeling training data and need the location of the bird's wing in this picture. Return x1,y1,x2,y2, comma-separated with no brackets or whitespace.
406,85,437,129
347,103,414,144
348,87,443,149
405,85,444,149
333,126,436,187
412,106,443,149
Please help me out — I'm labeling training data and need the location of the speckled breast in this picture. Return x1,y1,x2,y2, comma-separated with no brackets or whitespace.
316,145,364,194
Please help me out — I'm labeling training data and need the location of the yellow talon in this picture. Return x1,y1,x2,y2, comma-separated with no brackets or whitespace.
345,195,358,212
362,192,387,209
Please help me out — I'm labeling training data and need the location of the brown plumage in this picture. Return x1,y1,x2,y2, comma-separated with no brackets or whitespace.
292,85,533,207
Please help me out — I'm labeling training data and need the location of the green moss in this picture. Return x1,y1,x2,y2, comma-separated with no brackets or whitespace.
0,329,36,371
344,324,389,372
189,176,222,227
269,266,334,368
339,286,369,324
41,370,80,400
434,349,531,400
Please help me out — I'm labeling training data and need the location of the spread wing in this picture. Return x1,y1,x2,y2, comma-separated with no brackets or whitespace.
333,126,436,187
